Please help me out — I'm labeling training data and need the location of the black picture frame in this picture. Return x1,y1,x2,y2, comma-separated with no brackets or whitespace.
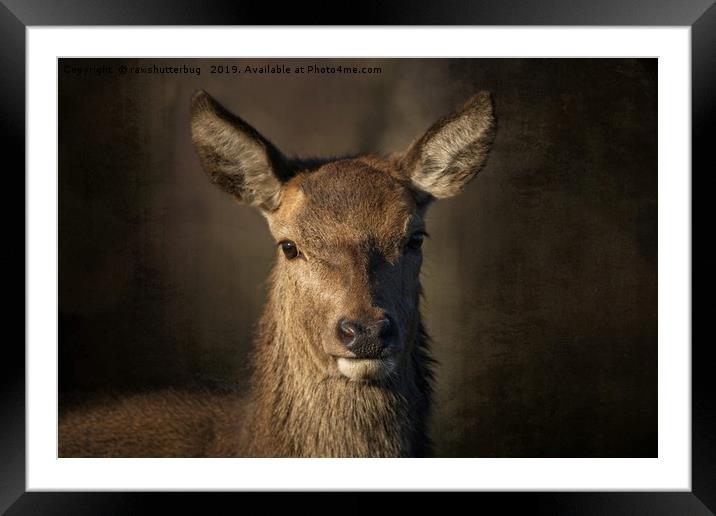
3,0,712,513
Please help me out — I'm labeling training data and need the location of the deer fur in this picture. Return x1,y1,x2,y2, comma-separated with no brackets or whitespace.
59,90,496,458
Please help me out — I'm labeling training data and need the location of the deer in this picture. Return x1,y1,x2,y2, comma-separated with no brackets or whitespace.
58,90,496,458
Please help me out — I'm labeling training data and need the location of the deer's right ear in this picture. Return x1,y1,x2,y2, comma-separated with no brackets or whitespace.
190,90,287,211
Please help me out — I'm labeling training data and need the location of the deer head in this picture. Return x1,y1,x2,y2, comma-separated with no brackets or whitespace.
191,90,495,383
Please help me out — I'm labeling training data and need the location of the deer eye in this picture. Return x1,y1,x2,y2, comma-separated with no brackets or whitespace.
279,240,300,260
406,233,425,251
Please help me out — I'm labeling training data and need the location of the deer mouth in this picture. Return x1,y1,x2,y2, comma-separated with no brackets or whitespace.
335,357,396,382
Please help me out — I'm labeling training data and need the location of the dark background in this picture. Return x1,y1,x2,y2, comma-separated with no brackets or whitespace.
58,58,657,457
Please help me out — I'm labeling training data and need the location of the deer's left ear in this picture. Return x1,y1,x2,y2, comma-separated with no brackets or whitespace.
399,92,496,201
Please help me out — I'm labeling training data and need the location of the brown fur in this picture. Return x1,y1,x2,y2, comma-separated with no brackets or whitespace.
59,390,246,457
59,91,496,458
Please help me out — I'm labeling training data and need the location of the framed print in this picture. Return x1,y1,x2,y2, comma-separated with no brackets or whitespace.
4,0,712,513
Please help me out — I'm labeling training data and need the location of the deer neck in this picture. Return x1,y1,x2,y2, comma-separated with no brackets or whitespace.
245,291,433,458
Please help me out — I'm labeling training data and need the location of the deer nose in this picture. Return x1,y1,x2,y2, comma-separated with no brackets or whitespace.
336,317,394,358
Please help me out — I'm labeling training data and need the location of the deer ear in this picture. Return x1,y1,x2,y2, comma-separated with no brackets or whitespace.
400,92,496,201
190,90,287,211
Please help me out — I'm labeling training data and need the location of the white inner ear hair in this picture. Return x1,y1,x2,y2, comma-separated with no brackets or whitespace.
413,111,493,199
197,113,282,209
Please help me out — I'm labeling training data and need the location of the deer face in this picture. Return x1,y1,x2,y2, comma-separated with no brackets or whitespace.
191,90,495,382
265,160,426,382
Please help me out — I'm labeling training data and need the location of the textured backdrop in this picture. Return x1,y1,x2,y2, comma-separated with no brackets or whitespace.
59,58,657,457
